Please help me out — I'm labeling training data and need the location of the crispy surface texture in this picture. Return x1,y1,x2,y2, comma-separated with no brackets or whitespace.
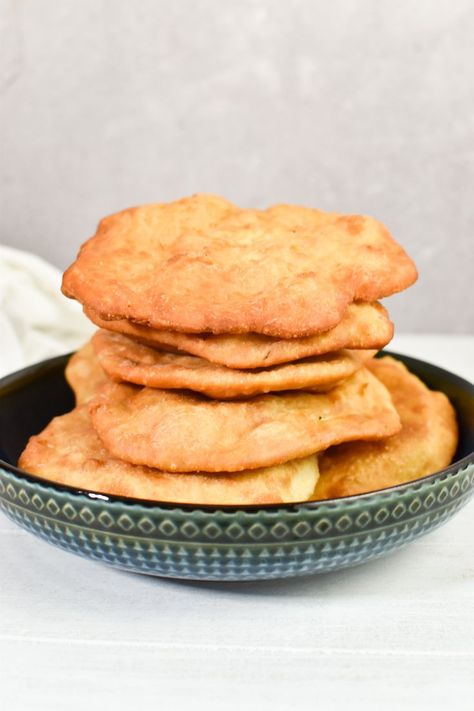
85,302,393,369
312,357,458,499
18,407,319,505
65,342,108,404
88,367,401,472
63,194,417,337
92,330,376,398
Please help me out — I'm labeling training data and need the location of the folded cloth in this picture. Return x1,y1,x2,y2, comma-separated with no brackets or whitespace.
0,246,94,378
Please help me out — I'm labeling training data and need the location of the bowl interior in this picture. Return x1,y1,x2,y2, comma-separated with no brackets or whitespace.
0,355,75,467
0,351,473,483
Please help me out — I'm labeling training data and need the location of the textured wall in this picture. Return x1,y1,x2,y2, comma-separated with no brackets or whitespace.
0,0,473,333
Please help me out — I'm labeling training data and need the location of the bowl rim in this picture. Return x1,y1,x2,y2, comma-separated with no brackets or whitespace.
0,351,473,513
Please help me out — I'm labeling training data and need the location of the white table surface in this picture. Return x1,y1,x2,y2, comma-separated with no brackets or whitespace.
1,334,473,711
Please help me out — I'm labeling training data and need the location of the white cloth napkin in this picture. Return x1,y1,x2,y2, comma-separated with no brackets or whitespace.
0,245,94,378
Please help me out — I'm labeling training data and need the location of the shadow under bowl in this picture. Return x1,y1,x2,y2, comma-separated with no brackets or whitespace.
0,351,473,581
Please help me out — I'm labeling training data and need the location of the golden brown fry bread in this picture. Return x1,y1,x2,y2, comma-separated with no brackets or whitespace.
312,357,458,499
63,194,417,337
85,302,393,369
89,367,401,473
18,407,319,505
65,342,108,404
92,330,376,398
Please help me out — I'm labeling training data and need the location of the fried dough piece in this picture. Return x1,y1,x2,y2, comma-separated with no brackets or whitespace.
63,194,417,337
18,407,319,505
65,342,108,404
92,330,376,398
313,357,458,499
85,301,393,370
89,367,401,473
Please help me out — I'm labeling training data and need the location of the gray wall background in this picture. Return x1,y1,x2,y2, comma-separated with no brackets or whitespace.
1,0,473,333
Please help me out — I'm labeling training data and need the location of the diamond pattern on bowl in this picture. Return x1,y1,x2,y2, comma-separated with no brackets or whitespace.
45,498,59,515
0,456,473,581
62,502,77,520
137,516,155,535
374,507,390,524
79,507,94,524
247,523,267,540
355,511,371,528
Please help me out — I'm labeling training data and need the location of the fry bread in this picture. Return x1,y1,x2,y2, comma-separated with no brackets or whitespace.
313,357,458,499
85,301,393,369
65,342,108,404
92,330,376,398
63,194,417,337
18,407,319,505
88,367,401,472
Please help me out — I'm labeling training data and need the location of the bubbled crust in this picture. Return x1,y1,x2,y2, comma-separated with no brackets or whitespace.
85,301,393,370
88,367,401,473
92,329,376,398
63,194,417,337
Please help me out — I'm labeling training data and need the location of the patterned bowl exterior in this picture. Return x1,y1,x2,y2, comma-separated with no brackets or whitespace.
0,353,473,581
0,461,473,581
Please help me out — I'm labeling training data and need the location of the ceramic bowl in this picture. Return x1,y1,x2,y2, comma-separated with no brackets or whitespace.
0,351,473,581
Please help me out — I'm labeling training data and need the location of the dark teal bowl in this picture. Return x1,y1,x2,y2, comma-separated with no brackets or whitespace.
0,352,473,581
